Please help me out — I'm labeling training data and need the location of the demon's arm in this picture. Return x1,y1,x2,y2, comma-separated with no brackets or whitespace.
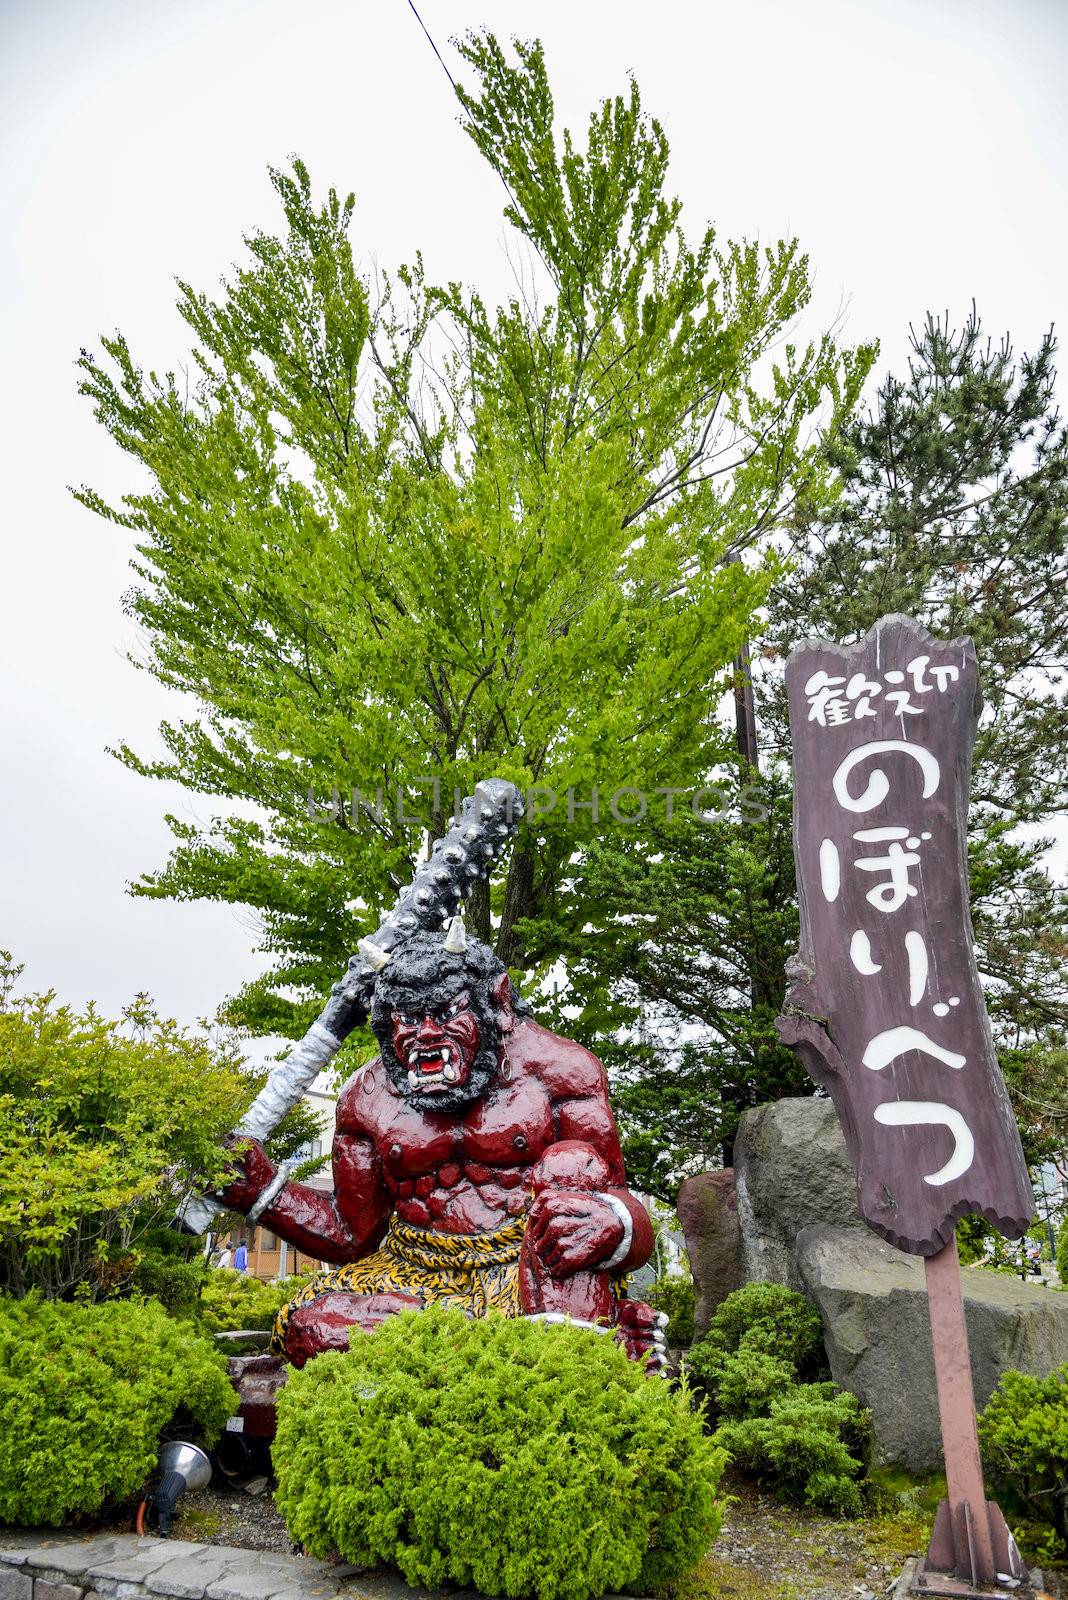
215,1120,390,1267
528,1040,654,1278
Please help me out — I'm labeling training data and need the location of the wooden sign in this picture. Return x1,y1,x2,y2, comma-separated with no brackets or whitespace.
777,615,1034,1256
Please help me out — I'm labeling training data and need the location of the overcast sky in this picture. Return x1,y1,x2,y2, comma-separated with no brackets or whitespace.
1,0,1066,1043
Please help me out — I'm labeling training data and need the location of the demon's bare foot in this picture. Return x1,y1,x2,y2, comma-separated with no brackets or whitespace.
282,1290,422,1367
613,1300,669,1372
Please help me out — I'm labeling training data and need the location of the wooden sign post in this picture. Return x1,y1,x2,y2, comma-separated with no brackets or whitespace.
777,616,1035,1595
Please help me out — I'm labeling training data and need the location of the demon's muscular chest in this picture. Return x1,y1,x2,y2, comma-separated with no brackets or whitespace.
338,1064,557,1235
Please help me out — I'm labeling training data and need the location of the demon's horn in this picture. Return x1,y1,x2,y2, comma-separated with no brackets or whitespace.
443,915,468,955
357,937,391,972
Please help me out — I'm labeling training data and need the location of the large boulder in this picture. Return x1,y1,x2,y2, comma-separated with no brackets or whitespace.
796,1223,1068,1470
677,1171,742,1340
734,1097,863,1288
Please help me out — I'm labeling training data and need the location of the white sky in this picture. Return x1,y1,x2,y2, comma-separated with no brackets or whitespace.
1,0,1066,1042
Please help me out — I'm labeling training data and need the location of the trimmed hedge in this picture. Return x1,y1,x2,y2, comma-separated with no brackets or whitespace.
274,1306,725,1600
0,1294,236,1525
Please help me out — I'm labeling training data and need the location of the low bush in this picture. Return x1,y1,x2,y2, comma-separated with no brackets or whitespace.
647,1273,696,1347
199,1269,309,1334
979,1365,1068,1540
0,1295,235,1525
130,1247,208,1320
689,1282,823,1388
686,1282,870,1514
273,1306,726,1600
714,1381,870,1517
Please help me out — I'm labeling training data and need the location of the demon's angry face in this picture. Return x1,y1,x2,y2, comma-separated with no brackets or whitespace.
389,988,480,1097
370,930,519,1113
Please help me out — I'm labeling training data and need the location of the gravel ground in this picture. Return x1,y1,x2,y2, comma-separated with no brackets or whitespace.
172,1481,296,1555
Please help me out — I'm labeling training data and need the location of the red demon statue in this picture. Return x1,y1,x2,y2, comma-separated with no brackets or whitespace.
216,922,663,1367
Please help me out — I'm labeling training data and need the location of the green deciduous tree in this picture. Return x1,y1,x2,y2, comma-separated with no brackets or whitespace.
0,976,322,1298
74,32,871,1043
534,774,804,1190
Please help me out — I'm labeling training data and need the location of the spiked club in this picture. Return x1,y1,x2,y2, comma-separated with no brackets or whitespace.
175,778,524,1234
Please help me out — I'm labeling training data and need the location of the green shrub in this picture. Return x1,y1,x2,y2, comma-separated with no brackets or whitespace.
686,1281,824,1410
647,1274,696,1347
0,1295,236,1525
273,1306,726,1600
696,1282,822,1373
979,1365,1068,1539
714,1381,870,1516
0,980,327,1302
686,1282,870,1514
713,1346,796,1419
199,1269,309,1333
130,1247,208,1320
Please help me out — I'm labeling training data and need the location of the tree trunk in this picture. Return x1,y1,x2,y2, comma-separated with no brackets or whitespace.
497,843,538,968
466,877,492,944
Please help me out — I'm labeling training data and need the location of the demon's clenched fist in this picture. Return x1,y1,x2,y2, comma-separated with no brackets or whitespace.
217,927,662,1367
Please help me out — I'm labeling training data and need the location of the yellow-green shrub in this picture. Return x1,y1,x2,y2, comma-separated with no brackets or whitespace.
0,1295,235,1525
273,1306,725,1600
979,1365,1068,1539
199,1269,309,1333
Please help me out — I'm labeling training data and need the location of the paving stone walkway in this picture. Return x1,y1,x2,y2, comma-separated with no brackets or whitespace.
0,1532,474,1600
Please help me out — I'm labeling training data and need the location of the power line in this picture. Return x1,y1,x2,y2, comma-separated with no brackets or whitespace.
405,0,459,93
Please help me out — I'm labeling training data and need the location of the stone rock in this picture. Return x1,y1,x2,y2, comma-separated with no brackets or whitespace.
16,1549,139,1582
677,1170,742,1339
796,1223,1068,1470
141,1553,236,1600
0,1570,32,1600
734,1097,864,1288
35,1584,84,1600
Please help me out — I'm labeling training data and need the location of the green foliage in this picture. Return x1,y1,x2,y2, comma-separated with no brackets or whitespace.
199,1269,309,1333
688,1282,824,1392
0,1294,235,1526
957,1214,1041,1278
686,1283,869,1515
956,1214,992,1266
0,973,322,1300
75,33,871,1039
130,1246,207,1320
714,1384,869,1517
647,1273,696,1347
273,1306,725,1600
712,1347,797,1419
1057,1216,1068,1287
537,779,805,1189
0,989,250,1299
979,1365,1068,1540
549,309,1068,1183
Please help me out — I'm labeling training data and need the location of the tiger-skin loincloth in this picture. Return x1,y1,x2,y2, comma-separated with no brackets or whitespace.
271,1212,530,1354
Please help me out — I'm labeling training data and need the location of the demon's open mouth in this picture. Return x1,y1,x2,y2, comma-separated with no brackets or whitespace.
406,1044,463,1090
